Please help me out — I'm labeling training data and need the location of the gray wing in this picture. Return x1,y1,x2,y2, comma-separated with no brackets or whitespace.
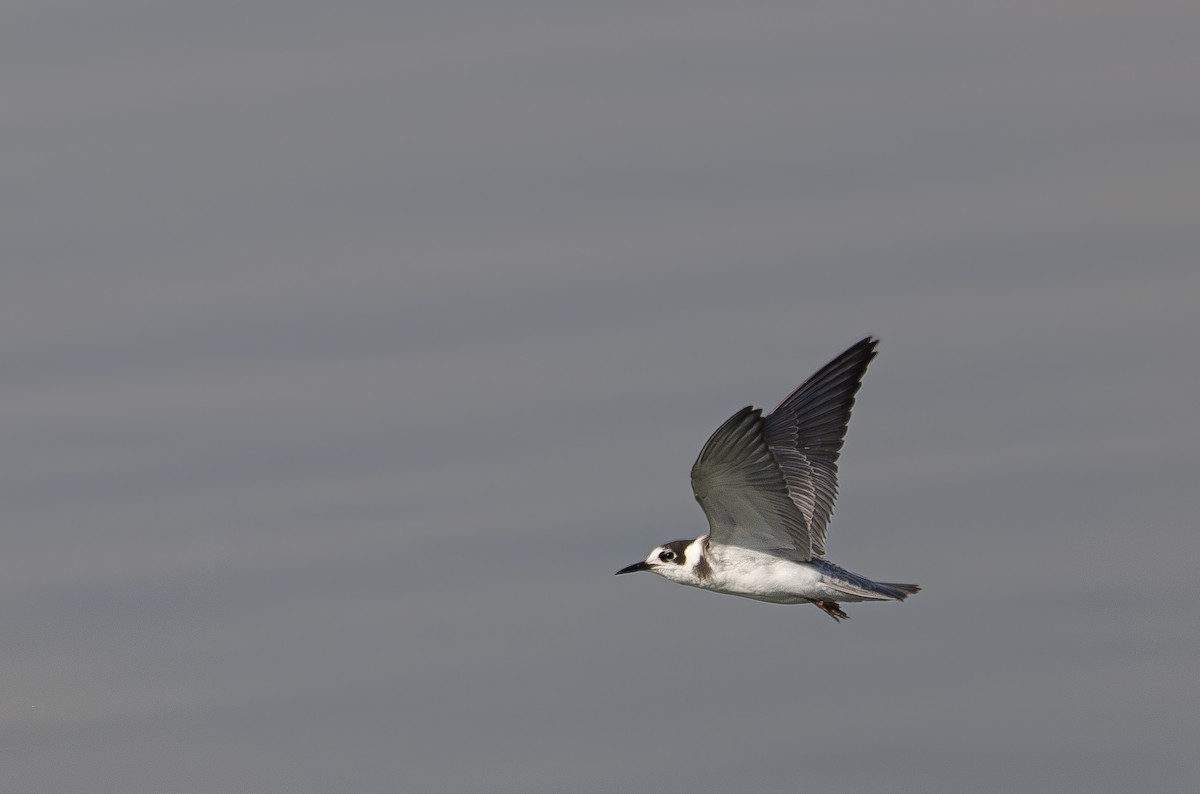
763,336,878,557
690,406,814,555
690,337,878,559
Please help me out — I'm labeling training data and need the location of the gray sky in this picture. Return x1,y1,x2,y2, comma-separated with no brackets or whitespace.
3,1,1198,792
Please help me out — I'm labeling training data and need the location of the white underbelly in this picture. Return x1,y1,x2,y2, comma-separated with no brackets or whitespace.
703,552,827,604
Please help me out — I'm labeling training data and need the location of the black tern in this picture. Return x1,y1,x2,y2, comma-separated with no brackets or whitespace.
616,337,920,621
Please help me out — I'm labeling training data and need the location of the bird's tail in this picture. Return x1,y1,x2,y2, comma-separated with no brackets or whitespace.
877,581,921,600
811,559,922,602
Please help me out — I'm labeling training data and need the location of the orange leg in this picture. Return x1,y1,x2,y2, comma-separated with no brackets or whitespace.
814,600,849,621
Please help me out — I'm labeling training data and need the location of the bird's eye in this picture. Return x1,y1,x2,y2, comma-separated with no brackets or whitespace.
659,550,675,562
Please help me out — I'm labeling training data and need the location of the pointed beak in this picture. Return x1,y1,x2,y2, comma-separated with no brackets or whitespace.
615,561,652,575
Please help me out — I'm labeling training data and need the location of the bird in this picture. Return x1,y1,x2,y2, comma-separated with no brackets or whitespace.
616,337,919,621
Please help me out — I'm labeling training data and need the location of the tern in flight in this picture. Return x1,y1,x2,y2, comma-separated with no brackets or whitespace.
616,337,919,621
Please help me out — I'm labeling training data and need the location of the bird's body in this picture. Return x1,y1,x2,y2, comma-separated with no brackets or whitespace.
616,337,919,621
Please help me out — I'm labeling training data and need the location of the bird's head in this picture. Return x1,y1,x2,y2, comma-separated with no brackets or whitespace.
615,538,695,583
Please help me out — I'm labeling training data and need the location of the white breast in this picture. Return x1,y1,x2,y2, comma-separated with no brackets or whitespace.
702,545,826,604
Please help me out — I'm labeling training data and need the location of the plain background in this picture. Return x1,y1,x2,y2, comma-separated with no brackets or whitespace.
3,2,1198,792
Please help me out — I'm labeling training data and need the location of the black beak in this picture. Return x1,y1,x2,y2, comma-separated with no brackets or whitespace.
615,561,652,575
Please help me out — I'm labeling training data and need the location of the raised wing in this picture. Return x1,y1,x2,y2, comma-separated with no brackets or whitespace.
690,337,878,559
763,336,877,557
690,406,814,554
